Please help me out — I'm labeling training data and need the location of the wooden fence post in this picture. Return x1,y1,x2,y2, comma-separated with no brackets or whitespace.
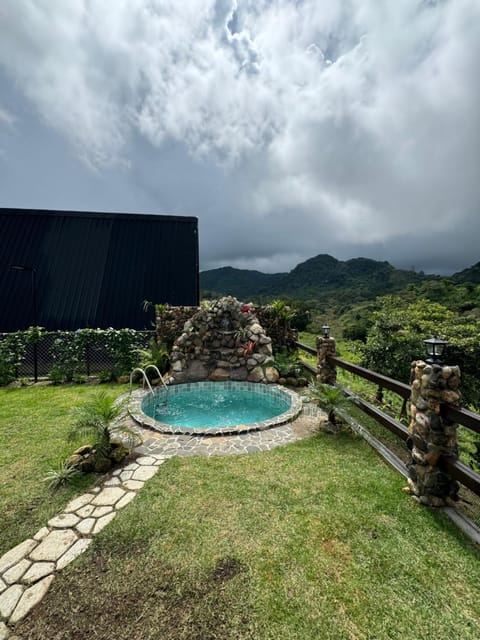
406,360,461,506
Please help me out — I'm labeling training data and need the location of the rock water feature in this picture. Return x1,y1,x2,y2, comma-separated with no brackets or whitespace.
169,297,279,384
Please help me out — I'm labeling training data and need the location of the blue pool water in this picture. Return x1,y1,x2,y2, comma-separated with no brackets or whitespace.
141,382,291,429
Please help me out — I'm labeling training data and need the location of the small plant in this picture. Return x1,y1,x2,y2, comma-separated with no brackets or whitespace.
135,339,170,376
274,348,302,378
97,370,116,383
308,382,352,429
69,391,141,460
44,461,81,491
469,441,480,472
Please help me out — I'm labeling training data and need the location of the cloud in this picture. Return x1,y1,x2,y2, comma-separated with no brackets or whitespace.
0,0,478,274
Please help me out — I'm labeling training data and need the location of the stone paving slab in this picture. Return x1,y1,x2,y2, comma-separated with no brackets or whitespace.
56,540,92,572
29,530,78,563
9,576,54,624
22,563,54,586
0,542,37,575
3,562,30,586
0,586,23,620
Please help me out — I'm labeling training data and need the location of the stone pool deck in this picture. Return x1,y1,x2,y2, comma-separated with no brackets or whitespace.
0,401,324,639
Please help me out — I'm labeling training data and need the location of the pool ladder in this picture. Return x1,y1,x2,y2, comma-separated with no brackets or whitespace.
129,366,169,411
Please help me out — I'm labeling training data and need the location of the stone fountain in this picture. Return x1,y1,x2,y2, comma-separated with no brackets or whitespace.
169,297,279,383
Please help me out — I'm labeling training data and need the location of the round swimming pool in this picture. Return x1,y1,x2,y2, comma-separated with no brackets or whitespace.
129,381,303,435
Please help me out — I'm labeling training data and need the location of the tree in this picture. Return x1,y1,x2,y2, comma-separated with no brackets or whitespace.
361,296,480,407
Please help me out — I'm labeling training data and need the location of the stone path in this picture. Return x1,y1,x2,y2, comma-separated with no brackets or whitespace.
0,401,323,639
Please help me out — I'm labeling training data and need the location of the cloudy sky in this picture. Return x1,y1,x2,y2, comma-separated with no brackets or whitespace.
0,0,479,275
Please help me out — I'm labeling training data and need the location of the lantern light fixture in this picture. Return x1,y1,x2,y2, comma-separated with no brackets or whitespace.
423,336,447,364
321,324,330,339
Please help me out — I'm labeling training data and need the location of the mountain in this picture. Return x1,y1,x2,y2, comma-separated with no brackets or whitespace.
453,262,480,284
200,254,426,302
200,266,285,299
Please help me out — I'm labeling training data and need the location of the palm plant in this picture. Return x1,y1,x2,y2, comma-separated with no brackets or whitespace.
307,382,352,427
135,339,170,376
69,391,141,456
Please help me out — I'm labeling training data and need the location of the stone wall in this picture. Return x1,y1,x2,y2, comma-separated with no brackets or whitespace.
156,305,198,348
407,360,460,506
169,297,279,384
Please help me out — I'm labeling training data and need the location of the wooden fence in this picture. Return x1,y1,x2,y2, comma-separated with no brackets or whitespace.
295,341,480,499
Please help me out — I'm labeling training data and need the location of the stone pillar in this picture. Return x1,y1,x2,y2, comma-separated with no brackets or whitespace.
316,336,337,385
407,360,461,506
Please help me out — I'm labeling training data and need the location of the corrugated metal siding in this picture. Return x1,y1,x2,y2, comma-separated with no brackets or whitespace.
0,209,199,331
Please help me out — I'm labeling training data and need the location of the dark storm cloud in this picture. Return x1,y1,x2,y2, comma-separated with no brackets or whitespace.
0,0,479,274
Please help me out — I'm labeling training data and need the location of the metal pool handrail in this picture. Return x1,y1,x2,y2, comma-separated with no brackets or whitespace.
143,365,169,391
129,367,155,396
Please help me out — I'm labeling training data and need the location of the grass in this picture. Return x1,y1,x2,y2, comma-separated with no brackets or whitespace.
3,383,480,638
0,383,128,556
299,333,480,470
12,429,480,639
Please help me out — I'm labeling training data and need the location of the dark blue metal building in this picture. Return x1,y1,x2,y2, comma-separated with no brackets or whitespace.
0,209,199,331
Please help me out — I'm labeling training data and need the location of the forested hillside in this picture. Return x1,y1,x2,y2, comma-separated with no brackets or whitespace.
201,254,425,303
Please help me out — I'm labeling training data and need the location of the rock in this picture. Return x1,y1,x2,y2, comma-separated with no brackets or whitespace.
209,368,230,382
249,323,263,335
247,367,264,383
79,455,96,473
441,390,461,404
66,454,84,468
265,367,280,383
229,367,248,381
73,445,94,456
184,360,208,380
109,444,130,464
94,456,112,473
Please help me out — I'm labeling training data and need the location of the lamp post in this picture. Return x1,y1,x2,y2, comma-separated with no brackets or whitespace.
321,324,330,339
11,264,38,381
423,336,447,365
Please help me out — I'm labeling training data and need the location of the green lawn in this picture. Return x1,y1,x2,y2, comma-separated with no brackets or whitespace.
0,383,128,555
2,385,480,639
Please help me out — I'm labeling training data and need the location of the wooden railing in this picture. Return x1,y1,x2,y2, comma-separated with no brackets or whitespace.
295,340,480,498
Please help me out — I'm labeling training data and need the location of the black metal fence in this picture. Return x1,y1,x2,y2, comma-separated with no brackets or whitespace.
0,330,155,381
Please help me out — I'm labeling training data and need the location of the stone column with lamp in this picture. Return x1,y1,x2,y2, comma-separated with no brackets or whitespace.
316,324,337,385
406,337,460,506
